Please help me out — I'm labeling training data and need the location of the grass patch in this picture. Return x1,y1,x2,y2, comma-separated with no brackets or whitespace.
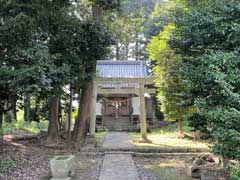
1,109,48,134
2,119,48,134
129,122,210,150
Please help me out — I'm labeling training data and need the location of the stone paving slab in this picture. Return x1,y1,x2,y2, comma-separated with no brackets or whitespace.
98,154,140,180
102,132,134,150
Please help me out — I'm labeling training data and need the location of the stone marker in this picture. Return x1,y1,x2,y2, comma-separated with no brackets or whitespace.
201,171,216,180
50,155,75,180
185,163,201,179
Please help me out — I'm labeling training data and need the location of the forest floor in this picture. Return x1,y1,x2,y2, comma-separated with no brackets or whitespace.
0,130,106,180
0,126,231,180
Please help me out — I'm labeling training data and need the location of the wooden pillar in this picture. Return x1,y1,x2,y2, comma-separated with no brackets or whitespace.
139,83,148,142
89,80,97,136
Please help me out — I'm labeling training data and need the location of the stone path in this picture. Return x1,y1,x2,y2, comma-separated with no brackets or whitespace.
99,132,139,180
102,132,134,150
99,154,140,180
103,132,133,150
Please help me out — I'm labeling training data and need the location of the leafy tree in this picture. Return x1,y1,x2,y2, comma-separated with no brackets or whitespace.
147,24,193,132
172,0,240,161
105,0,159,60
0,0,116,143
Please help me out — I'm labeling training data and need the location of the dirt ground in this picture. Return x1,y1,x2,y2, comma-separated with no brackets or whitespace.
0,131,231,180
134,156,230,180
0,136,103,180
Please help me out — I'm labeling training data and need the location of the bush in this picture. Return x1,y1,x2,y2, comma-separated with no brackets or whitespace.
229,164,240,180
187,112,209,133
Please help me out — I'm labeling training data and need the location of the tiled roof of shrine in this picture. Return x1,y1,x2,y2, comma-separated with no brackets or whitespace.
96,60,149,78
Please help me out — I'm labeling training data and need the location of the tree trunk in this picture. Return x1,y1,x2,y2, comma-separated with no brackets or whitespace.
0,111,3,140
135,32,139,60
72,81,92,143
47,96,59,143
79,81,92,141
68,85,73,140
116,42,120,60
72,89,82,141
4,102,12,123
24,94,31,121
92,4,102,18
11,98,17,121
0,111,3,128
35,97,40,122
125,44,129,60
178,119,183,133
58,98,63,130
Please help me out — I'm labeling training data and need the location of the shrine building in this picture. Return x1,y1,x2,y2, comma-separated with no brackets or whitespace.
89,60,156,141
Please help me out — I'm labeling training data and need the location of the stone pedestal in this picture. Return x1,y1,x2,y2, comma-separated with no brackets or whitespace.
50,155,75,180
185,163,201,179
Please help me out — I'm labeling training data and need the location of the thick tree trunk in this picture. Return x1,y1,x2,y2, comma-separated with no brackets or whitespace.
24,94,31,121
47,96,59,143
72,89,82,141
79,81,92,141
72,81,92,143
178,119,183,133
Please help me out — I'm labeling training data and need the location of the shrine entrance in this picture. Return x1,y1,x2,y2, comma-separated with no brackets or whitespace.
102,97,132,130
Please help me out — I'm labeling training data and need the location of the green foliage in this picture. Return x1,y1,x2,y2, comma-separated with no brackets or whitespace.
90,0,120,10
0,0,114,138
171,0,240,160
144,0,176,39
229,164,240,180
187,113,208,133
104,0,160,60
147,24,193,121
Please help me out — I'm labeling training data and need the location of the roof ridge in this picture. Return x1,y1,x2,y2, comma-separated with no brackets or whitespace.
97,60,147,65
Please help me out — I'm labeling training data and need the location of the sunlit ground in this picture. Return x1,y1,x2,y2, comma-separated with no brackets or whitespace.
145,160,192,180
135,155,195,180
129,124,210,150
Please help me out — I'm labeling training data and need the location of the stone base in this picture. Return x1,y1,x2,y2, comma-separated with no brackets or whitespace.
138,138,152,143
51,177,71,180
50,155,75,179
185,163,201,179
